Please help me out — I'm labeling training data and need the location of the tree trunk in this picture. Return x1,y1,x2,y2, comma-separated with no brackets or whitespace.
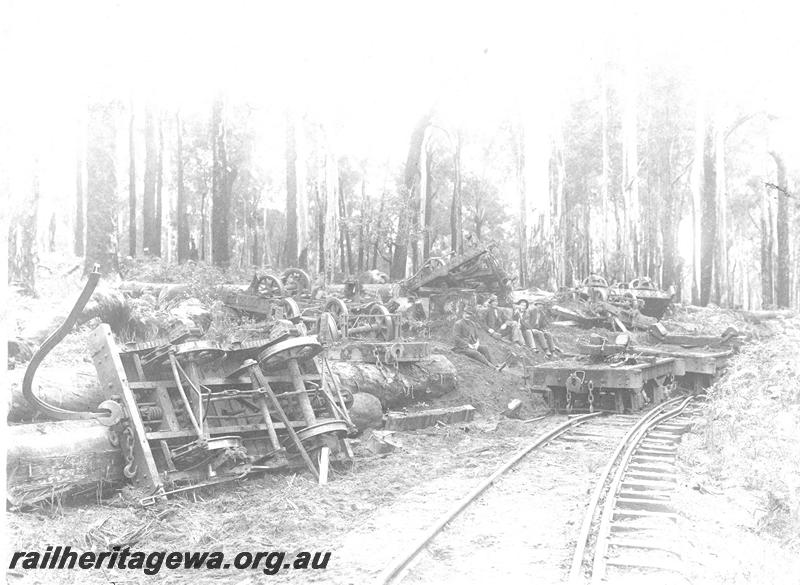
423,153,435,260
154,114,163,257
176,111,189,263
700,127,716,306
211,95,231,267
392,112,432,280
690,97,704,304
338,173,354,274
600,66,610,275
760,183,774,307
450,129,463,254
9,159,41,295
357,173,367,271
770,151,790,307
85,103,119,275
514,123,527,288
285,111,298,266
74,142,85,256
142,105,158,255
128,110,136,257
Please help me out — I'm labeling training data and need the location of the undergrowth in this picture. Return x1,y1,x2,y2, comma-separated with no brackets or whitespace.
704,318,800,546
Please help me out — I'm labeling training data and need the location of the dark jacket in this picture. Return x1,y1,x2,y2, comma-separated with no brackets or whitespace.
528,306,549,330
453,318,480,349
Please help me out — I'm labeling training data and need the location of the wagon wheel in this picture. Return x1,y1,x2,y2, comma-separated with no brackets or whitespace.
258,274,285,297
174,340,227,365
281,268,311,295
316,312,341,344
630,277,656,290
288,419,349,454
257,336,323,370
142,340,226,371
281,297,301,320
324,297,350,329
367,303,396,341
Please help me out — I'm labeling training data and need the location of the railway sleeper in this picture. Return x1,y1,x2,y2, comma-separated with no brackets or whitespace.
628,462,676,472
621,479,676,490
625,471,677,482
613,509,678,520
647,431,683,441
637,447,678,456
605,555,683,574
618,489,673,501
607,537,684,557
632,454,675,463
615,497,674,512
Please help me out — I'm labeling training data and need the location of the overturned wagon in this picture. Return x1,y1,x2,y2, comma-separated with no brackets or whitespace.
526,357,684,414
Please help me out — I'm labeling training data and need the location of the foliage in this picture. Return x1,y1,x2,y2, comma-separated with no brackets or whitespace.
704,319,800,541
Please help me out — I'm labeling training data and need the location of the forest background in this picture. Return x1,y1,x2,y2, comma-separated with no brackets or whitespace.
4,1,800,310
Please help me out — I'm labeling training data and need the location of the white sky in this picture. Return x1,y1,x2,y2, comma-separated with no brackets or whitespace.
3,0,800,215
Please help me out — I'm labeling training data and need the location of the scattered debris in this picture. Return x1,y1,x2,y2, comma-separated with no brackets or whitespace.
384,405,476,431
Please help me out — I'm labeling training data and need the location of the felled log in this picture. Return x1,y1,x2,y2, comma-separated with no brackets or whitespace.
7,420,125,508
7,365,108,422
326,355,457,409
739,309,796,322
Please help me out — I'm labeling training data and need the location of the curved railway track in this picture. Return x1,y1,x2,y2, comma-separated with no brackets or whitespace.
569,395,700,584
376,405,694,585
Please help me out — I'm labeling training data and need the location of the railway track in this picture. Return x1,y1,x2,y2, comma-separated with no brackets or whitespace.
376,406,688,584
569,395,699,584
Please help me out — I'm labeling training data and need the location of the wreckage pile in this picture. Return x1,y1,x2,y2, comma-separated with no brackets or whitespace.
7,266,458,509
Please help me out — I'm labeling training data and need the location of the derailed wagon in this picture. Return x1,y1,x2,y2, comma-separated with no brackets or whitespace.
526,356,684,414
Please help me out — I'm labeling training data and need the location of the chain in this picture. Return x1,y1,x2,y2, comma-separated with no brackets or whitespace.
587,380,595,413
121,424,138,479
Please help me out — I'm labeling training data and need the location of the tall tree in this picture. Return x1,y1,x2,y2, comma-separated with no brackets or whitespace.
285,111,298,266
154,114,163,257
8,158,40,294
760,182,774,307
699,126,716,306
175,111,189,263
211,95,232,267
142,105,158,255
85,102,119,275
770,151,790,307
74,140,84,256
450,128,463,254
128,109,136,256
392,111,432,280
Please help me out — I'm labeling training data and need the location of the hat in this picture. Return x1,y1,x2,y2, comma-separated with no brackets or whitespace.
515,299,529,308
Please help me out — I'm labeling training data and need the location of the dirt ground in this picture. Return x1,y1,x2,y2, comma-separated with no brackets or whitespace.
6,257,800,584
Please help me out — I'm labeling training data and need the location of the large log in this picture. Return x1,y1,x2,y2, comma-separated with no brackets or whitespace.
326,354,457,409
7,365,107,422
7,419,125,508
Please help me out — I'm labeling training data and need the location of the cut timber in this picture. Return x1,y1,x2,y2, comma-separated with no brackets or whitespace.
384,405,476,431
7,420,125,508
7,366,107,422
327,354,457,409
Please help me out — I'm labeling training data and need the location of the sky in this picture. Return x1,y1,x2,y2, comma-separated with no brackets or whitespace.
3,0,800,219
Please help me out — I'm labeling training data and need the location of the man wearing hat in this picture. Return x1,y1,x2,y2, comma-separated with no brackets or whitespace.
528,300,561,358
512,299,535,348
453,306,505,370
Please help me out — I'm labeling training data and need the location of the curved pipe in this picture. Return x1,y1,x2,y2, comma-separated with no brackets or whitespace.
22,265,107,420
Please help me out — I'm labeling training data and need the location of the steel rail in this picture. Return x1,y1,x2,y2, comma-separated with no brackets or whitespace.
567,395,694,584
590,395,694,584
567,396,684,582
376,411,603,585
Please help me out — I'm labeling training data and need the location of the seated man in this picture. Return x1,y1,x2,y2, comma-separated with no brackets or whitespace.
528,300,562,358
453,307,505,370
511,299,535,348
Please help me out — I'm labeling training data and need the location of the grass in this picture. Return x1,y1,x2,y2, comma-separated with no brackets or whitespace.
702,317,800,546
